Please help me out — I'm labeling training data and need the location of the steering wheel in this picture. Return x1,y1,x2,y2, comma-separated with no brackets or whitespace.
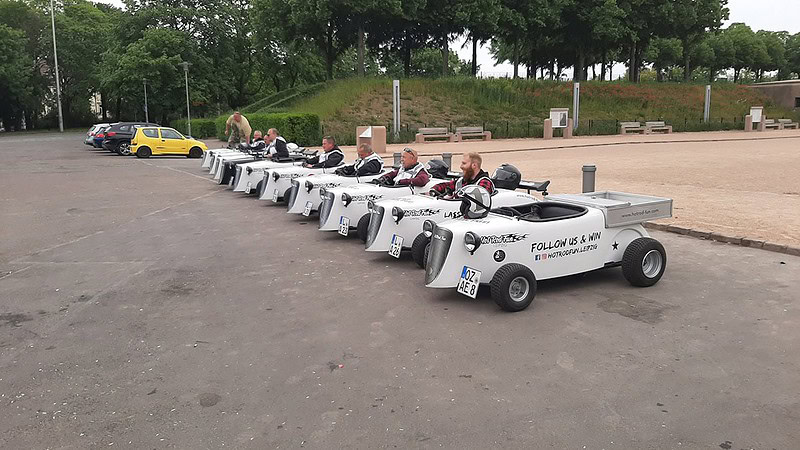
527,204,542,219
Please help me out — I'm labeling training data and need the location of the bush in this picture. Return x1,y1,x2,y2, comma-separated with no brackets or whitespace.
214,112,321,146
171,118,217,138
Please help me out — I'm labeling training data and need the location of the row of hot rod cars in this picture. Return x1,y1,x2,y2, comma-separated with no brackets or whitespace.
202,145,673,312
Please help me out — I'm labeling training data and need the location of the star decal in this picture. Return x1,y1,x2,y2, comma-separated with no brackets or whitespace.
612,241,619,250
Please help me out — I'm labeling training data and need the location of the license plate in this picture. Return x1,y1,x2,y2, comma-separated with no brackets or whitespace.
338,216,350,236
244,181,252,193
388,234,404,258
302,201,313,216
456,266,481,298
272,189,279,202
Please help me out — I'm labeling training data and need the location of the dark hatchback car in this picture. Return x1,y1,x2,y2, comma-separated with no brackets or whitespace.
102,122,159,155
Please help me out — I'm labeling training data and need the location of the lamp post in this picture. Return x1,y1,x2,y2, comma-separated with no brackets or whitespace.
179,61,191,136
49,0,64,132
143,78,149,123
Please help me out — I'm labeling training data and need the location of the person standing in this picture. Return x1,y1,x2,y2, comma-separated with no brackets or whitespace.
225,111,252,147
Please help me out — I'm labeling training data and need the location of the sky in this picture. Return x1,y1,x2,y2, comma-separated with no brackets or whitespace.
94,0,800,78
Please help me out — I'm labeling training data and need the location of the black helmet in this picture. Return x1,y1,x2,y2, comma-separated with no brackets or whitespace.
427,159,449,179
492,164,521,190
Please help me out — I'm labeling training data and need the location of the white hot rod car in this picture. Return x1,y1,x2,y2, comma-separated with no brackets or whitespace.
423,186,673,312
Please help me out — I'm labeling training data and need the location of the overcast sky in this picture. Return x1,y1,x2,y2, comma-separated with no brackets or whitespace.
94,0,799,77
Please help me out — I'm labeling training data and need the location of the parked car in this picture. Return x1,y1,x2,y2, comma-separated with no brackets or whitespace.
102,122,159,155
92,125,114,148
84,123,110,146
130,126,207,158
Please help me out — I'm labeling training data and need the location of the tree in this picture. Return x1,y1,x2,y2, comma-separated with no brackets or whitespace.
643,37,683,81
0,25,32,129
724,23,764,83
786,33,800,78
665,0,728,81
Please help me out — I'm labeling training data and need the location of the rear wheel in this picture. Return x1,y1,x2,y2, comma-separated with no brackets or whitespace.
490,263,537,312
116,141,131,156
188,146,203,158
136,146,152,158
282,188,292,203
622,237,666,287
411,233,429,268
356,214,370,243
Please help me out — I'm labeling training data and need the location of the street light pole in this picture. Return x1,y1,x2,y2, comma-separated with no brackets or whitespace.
49,0,64,132
180,62,191,136
143,78,149,123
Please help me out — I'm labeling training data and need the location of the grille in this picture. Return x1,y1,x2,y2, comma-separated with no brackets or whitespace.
259,172,270,197
318,192,335,226
365,205,385,249
233,166,242,189
287,180,300,210
425,227,453,284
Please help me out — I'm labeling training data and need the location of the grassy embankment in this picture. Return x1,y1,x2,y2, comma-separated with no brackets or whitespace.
247,77,800,145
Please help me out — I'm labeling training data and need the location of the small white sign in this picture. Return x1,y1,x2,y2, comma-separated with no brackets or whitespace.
750,106,763,123
272,189,279,202
338,216,350,236
388,234,404,258
549,108,569,129
456,266,481,298
302,201,313,216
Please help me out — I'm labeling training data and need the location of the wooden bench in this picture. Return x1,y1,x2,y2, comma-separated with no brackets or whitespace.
620,121,646,135
454,126,491,141
645,121,672,134
777,119,798,129
763,119,783,130
415,127,456,143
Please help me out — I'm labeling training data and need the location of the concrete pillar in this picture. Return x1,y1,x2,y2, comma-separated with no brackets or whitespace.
744,115,753,132
442,152,453,170
758,117,765,132
393,152,401,167
564,119,574,139
582,165,596,193
543,119,553,140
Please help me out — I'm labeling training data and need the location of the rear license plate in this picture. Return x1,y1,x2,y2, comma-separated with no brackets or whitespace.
456,266,481,298
244,181,251,193
272,189,279,202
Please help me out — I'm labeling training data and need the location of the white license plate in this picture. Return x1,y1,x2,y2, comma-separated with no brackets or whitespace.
388,234,404,258
244,181,252,193
272,189,279,202
338,216,350,236
302,201,313,216
456,266,481,298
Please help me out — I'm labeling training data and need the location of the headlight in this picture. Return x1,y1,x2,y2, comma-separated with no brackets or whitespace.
464,232,481,255
342,192,352,207
367,200,375,212
305,180,314,193
272,171,280,181
319,187,327,199
246,166,253,175
423,220,435,238
391,206,404,224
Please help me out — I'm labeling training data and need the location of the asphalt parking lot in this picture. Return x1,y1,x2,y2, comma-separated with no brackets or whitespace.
1,133,799,449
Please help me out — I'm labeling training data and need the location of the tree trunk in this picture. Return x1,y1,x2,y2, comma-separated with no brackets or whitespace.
550,61,555,80
541,66,545,79
708,66,715,83
656,66,663,82
325,23,335,80
556,60,563,80
441,34,449,76
512,38,519,79
634,44,643,82
628,41,635,81
357,24,365,77
683,38,691,81
115,97,121,120
403,42,411,77
471,34,478,76
733,67,740,83
600,49,607,81
574,47,585,81
591,63,596,80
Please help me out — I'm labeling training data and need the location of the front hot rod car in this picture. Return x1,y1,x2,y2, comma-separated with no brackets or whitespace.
424,187,673,312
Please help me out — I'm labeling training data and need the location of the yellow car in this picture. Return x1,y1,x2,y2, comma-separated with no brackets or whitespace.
131,127,208,158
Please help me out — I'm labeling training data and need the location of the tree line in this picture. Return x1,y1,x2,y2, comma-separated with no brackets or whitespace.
1,0,799,130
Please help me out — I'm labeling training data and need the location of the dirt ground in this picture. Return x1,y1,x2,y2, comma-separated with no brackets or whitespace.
311,130,799,248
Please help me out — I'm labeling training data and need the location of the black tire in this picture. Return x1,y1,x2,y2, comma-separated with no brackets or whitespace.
136,146,152,158
411,233,430,268
116,141,131,156
282,188,292,203
188,146,203,158
622,237,666,287
254,180,263,196
490,263,537,312
356,214,370,243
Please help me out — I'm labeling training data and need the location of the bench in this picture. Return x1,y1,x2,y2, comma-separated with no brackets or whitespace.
455,126,491,141
415,127,456,143
645,121,672,134
763,119,783,130
777,119,798,129
620,121,646,135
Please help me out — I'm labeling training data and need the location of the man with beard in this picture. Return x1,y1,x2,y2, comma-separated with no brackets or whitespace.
429,152,494,198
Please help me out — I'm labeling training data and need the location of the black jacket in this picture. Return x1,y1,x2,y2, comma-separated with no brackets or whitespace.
270,136,289,159
307,146,344,168
335,153,383,177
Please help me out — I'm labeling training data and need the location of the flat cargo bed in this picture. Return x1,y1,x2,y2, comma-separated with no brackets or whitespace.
548,191,672,227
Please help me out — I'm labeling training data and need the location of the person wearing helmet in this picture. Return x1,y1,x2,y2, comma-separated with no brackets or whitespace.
374,147,430,187
304,136,344,168
430,152,494,198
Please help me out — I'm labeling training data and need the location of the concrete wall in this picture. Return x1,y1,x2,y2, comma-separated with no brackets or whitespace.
750,80,800,110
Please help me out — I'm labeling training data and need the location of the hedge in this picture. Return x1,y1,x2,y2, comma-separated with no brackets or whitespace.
214,112,321,146
171,118,217,138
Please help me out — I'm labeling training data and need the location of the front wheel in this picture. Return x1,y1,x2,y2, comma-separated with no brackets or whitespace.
282,188,292,203
490,263,537,312
622,237,666,287
356,214,370,243
136,146,152,158
411,233,429,268
188,146,203,158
